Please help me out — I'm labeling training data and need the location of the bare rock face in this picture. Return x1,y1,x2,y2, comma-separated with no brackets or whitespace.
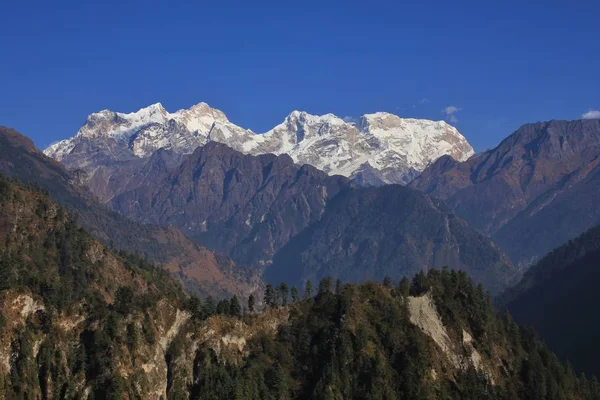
44,102,474,186
410,119,600,267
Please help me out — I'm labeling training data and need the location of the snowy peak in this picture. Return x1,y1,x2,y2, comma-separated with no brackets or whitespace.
358,112,474,169
77,103,169,139
45,102,475,185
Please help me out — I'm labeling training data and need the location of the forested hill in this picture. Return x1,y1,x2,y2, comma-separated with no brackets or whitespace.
0,175,598,399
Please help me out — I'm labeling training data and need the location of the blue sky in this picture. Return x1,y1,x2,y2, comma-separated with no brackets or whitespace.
1,0,599,151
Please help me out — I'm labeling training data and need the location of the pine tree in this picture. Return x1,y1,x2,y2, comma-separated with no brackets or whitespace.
305,280,313,298
230,295,241,317
265,284,276,307
114,286,134,315
248,294,255,313
217,299,231,315
318,277,333,295
203,296,216,317
291,286,299,303
335,278,342,294
383,276,392,288
398,277,410,298
411,270,428,296
187,296,203,318
279,282,289,306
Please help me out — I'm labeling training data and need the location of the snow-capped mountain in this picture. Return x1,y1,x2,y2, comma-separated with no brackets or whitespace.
45,102,474,185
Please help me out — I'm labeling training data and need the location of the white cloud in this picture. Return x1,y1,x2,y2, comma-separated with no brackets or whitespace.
343,116,357,124
442,106,461,115
442,105,461,124
418,98,429,105
582,110,600,119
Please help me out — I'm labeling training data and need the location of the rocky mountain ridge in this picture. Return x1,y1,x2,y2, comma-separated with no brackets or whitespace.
410,119,600,267
104,141,514,293
44,101,474,185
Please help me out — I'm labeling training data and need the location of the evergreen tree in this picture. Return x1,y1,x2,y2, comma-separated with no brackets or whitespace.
398,276,410,298
291,286,299,303
217,299,231,315
126,323,138,352
230,295,242,317
335,278,342,294
114,286,134,315
383,276,392,288
265,284,277,307
248,294,255,313
318,276,333,295
279,282,289,306
305,280,313,298
411,270,428,295
203,296,216,317
187,295,203,318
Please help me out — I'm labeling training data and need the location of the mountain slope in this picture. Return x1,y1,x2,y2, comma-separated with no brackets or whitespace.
0,175,189,398
500,225,600,376
0,126,257,298
109,141,351,267
44,102,474,186
0,183,592,399
410,119,600,266
105,142,513,293
267,185,513,294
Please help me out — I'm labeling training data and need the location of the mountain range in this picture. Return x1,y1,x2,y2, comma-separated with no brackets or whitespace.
410,119,600,267
5,106,600,397
105,141,513,293
44,102,474,187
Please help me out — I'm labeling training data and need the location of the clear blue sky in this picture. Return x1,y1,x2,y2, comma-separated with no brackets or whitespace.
1,0,599,151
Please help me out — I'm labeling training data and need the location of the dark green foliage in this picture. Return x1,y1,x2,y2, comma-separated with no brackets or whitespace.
204,296,216,317
0,177,186,399
290,286,298,303
264,284,276,308
183,271,598,400
187,295,203,319
114,286,134,315
397,276,410,297
383,276,392,288
304,279,313,298
229,295,241,317
142,312,156,345
217,299,231,315
317,276,332,295
247,294,255,313
278,282,288,306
